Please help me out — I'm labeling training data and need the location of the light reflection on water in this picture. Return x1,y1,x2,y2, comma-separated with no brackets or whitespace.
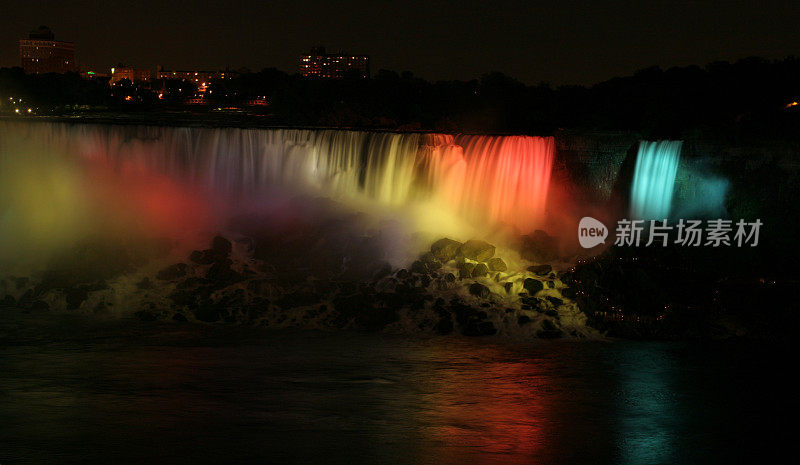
0,311,788,464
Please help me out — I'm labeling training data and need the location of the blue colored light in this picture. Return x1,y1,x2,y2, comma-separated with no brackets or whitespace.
630,141,682,220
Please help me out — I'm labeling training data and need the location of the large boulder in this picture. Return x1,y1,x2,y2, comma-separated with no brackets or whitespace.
430,238,462,262
471,263,489,278
189,249,216,265
420,252,442,271
211,235,232,256
468,282,491,299
527,264,552,275
205,260,244,287
459,240,496,262
190,235,233,265
457,262,476,279
523,278,544,295
410,260,428,274
488,257,507,272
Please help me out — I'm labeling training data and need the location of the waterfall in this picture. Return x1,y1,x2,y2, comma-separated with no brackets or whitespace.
629,141,682,220
0,121,555,269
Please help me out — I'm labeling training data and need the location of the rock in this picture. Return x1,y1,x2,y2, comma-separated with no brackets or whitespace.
136,277,153,290
189,236,232,265
247,279,276,296
396,269,409,279
430,238,462,262
211,235,232,256
517,315,532,326
444,273,456,283
189,249,216,265
471,263,489,278
177,277,208,290
457,262,475,279
410,260,428,274
468,282,491,299
523,278,544,295
527,264,552,275
205,260,243,286
541,319,558,331
172,313,188,322
488,257,507,272
459,240,496,262
0,294,16,307
65,287,89,310
537,319,563,338
546,296,564,306
156,263,188,280
420,252,440,268
503,282,513,293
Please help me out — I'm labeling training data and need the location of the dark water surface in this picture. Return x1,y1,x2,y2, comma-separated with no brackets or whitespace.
0,310,789,464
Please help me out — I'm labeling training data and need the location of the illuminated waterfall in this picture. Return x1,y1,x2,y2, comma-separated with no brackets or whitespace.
629,141,682,220
0,121,555,269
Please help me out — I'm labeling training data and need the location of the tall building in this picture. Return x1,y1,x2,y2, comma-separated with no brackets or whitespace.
19,26,76,74
299,46,369,79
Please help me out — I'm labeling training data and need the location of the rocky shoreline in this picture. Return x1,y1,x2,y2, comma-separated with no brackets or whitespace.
4,229,789,341
0,232,602,340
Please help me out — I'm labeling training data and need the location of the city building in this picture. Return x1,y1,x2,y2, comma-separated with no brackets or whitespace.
110,66,152,85
19,26,76,74
155,66,237,85
299,47,369,79
82,70,110,80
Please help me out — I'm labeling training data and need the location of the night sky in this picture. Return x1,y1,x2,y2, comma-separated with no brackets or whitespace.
1,0,798,85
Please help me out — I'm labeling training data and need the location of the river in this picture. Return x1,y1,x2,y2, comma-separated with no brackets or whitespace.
0,309,788,464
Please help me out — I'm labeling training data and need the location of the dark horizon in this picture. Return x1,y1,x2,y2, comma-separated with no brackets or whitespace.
2,0,799,86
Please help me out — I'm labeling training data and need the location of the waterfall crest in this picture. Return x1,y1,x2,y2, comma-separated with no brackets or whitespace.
0,122,555,239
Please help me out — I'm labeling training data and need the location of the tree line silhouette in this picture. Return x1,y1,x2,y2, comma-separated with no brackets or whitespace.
1,56,798,137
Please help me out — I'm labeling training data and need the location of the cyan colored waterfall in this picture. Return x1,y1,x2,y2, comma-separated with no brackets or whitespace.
629,140,682,220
